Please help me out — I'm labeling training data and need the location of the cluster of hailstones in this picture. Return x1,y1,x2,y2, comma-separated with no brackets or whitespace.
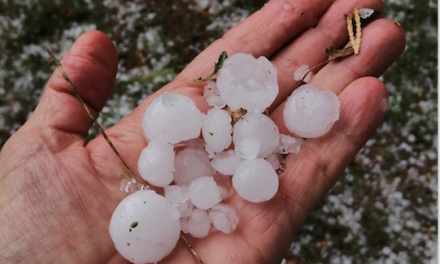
109,53,340,264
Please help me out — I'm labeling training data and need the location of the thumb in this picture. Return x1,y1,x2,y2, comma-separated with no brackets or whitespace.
26,30,118,137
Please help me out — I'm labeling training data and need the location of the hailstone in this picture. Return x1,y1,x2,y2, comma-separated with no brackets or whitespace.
202,107,232,153
142,92,202,144
283,84,340,138
174,147,216,186
109,190,180,264
138,141,175,187
232,159,279,203
217,53,279,113
233,113,280,158
188,176,222,210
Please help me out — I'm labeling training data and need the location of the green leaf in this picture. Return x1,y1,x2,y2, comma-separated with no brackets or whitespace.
194,51,228,82
130,221,138,229
213,51,228,75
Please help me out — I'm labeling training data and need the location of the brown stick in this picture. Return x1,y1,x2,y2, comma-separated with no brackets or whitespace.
180,233,204,264
44,47,136,181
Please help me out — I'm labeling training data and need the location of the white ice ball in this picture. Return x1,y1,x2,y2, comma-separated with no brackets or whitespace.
188,176,222,210
187,209,212,238
209,203,239,234
232,159,279,203
142,92,202,144
174,147,216,186
283,84,340,138
210,150,244,176
217,53,279,113
233,113,280,158
202,107,232,153
109,190,180,264
138,142,175,187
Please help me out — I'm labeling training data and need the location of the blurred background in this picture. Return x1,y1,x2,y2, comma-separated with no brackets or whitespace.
0,0,437,263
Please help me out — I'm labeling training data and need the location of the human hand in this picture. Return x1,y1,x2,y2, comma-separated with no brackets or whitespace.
0,0,404,263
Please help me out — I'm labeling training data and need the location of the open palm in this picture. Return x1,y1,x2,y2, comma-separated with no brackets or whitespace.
0,0,405,263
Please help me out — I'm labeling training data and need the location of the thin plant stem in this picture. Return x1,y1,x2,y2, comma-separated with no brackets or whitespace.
180,232,204,264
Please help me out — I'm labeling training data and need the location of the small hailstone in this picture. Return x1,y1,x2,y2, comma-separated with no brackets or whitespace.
359,8,375,19
293,64,313,83
210,150,244,175
204,81,226,107
278,134,305,154
217,53,279,113
188,176,222,210
174,147,216,186
232,159,279,203
202,107,232,153
119,178,147,194
164,185,190,205
176,200,193,218
233,113,280,158
283,84,340,138
187,209,212,238
235,137,260,159
209,203,239,234
142,92,202,144
109,190,180,264
205,143,216,159
138,142,175,187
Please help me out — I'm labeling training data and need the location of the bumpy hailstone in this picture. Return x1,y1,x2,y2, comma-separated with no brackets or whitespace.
202,107,232,153
210,150,244,176
138,142,175,187
164,185,190,205
233,113,280,158
109,190,180,264
278,134,305,154
232,159,279,203
187,209,212,238
204,81,226,108
293,64,313,83
217,53,279,113
174,147,216,186
283,84,340,138
188,176,222,210
142,92,202,144
209,203,239,234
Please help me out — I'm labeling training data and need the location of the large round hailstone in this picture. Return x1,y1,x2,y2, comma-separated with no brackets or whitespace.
174,147,216,186
232,159,279,203
138,142,175,187
109,190,180,264
233,113,280,159
210,150,244,176
217,53,279,113
188,176,222,210
283,84,340,138
202,107,232,153
142,92,202,144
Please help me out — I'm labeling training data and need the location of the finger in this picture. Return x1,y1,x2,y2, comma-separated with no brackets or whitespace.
278,77,389,232
26,30,118,137
175,0,333,82
270,0,384,108
270,18,405,135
